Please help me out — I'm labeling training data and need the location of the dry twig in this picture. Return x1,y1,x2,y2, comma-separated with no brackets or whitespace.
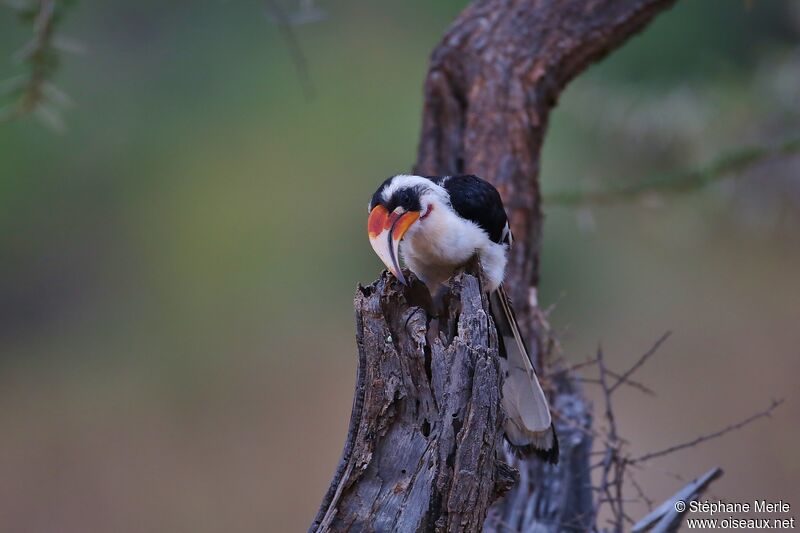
631,398,784,464
608,331,671,394
577,332,784,532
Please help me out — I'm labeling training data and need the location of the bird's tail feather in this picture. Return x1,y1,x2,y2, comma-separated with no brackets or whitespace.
489,285,558,464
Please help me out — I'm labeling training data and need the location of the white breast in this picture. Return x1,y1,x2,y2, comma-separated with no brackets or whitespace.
400,203,508,293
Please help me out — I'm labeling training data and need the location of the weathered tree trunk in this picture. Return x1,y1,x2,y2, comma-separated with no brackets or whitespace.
312,266,517,532
312,1,676,531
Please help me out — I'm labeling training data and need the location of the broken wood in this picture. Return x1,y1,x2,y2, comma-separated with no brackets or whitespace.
311,266,513,532
632,467,724,533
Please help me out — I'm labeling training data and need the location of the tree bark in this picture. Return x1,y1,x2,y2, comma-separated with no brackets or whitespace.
312,0,676,531
311,266,516,532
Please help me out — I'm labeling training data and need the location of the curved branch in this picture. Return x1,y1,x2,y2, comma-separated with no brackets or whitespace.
415,0,677,333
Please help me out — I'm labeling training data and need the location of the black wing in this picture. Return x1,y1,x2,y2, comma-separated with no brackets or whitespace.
428,174,511,245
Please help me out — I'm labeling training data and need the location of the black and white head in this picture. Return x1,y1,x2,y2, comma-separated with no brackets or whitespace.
366,175,450,284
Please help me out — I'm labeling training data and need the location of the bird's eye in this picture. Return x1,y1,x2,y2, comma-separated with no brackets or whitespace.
420,203,433,220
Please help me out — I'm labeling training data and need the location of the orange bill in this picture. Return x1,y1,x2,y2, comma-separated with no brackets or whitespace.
367,205,420,285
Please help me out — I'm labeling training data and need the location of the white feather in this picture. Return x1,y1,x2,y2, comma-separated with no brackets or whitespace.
400,187,508,292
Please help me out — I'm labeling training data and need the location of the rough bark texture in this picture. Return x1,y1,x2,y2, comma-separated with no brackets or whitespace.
313,0,676,531
311,266,516,532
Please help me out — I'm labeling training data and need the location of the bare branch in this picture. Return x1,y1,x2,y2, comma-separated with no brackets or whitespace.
574,369,656,396
629,470,655,512
609,331,672,394
596,345,626,533
632,398,785,464
555,348,659,396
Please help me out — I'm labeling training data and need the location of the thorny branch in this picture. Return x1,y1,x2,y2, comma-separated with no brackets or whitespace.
595,345,626,533
631,398,785,465
560,355,657,396
576,334,785,532
608,331,671,395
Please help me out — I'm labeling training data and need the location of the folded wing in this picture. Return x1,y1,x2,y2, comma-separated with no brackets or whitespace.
489,285,558,463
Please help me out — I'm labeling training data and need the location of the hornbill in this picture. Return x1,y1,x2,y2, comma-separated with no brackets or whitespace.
367,174,558,463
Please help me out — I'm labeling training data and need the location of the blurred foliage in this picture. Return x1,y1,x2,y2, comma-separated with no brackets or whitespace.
0,0,77,129
0,1,798,531
544,137,800,206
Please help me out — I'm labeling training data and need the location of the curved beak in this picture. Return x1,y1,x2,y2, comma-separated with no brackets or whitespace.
367,205,420,285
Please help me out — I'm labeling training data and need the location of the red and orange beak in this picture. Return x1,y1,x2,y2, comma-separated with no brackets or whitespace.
367,205,420,285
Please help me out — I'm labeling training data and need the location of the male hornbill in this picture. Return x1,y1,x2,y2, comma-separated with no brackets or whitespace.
367,174,558,463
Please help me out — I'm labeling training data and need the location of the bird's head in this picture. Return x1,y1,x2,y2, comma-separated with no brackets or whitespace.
367,175,445,285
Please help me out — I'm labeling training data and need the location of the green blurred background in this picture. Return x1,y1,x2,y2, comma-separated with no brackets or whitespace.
1,1,798,531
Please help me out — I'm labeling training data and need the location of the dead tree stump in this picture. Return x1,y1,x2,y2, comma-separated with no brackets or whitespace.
311,266,517,532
